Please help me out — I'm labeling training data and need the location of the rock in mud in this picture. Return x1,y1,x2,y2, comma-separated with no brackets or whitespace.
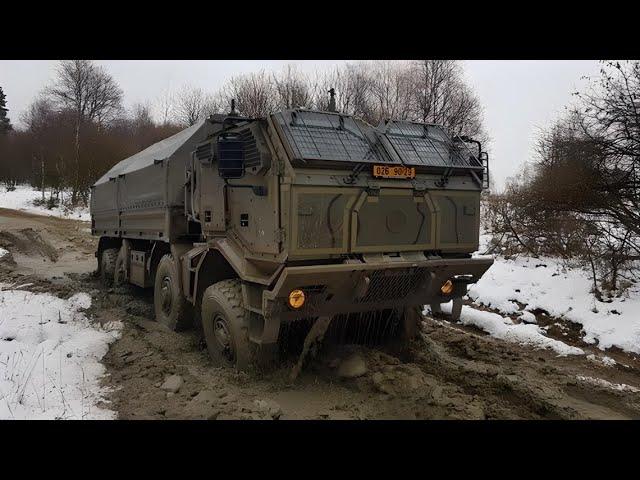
253,399,282,419
160,374,183,393
191,390,218,405
337,354,368,378
183,390,223,419
371,364,431,396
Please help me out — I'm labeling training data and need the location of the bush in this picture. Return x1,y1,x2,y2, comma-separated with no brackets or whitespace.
32,195,60,210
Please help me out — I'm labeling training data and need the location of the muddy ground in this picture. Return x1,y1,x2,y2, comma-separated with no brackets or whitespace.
2,206,640,420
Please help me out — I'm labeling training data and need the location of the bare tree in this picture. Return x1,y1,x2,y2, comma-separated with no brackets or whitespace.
131,102,154,130
174,86,217,126
21,96,55,133
409,60,484,139
201,92,225,118
46,60,123,125
155,89,175,126
368,61,414,122
273,65,311,109
221,71,277,118
573,60,640,238
314,63,375,122
44,60,123,203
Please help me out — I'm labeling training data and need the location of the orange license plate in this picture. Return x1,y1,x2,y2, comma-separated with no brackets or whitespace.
372,165,416,179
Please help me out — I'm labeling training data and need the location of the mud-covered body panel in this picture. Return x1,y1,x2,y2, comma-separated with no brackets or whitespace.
256,255,493,342
283,169,481,259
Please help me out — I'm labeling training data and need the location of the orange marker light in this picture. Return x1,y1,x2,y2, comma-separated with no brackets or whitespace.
440,280,454,295
288,289,306,309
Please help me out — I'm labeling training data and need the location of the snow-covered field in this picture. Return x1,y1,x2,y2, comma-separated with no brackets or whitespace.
0,285,121,419
0,185,90,222
429,301,584,356
467,255,640,355
428,231,640,356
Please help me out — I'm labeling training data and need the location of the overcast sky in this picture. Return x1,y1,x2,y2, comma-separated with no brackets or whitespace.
0,60,601,190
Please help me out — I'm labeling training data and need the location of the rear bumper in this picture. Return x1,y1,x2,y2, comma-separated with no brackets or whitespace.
262,255,494,324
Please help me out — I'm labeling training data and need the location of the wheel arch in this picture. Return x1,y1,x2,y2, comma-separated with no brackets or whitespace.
195,249,238,306
148,241,171,282
97,237,122,273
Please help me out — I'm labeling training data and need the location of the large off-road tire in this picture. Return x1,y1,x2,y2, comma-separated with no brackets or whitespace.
113,248,127,287
100,248,118,287
201,279,253,371
153,254,190,331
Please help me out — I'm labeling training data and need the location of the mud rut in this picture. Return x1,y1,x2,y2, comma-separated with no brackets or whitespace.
2,207,640,420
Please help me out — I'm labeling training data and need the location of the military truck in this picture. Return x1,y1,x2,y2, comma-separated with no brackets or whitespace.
91,100,493,371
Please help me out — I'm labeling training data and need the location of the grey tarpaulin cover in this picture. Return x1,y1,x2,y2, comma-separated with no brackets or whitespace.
94,118,208,185
91,118,219,241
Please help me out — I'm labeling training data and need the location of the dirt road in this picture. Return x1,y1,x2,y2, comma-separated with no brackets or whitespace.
2,207,640,419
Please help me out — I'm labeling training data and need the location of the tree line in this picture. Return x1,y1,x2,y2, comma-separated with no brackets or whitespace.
484,61,640,298
0,60,485,206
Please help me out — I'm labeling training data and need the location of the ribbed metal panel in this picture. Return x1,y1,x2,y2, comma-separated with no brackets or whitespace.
379,120,483,168
239,129,261,167
274,110,397,164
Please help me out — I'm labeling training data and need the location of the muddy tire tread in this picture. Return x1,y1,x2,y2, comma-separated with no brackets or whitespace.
113,248,127,286
100,248,118,287
201,279,254,371
154,254,190,331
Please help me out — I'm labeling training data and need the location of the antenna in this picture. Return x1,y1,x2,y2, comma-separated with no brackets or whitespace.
328,88,337,112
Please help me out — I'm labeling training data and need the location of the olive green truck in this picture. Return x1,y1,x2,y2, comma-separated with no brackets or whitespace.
90,105,493,370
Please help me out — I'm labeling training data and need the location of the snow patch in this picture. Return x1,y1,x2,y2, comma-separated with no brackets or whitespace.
576,375,640,393
586,354,617,367
0,185,90,222
0,289,121,419
519,311,537,324
0,248,9,258
431,302,584,357
468,255,640,354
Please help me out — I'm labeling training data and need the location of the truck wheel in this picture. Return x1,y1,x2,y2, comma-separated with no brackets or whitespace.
154,254,190,331
201,279,252,371
100,248,118,287
113,248,127,287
